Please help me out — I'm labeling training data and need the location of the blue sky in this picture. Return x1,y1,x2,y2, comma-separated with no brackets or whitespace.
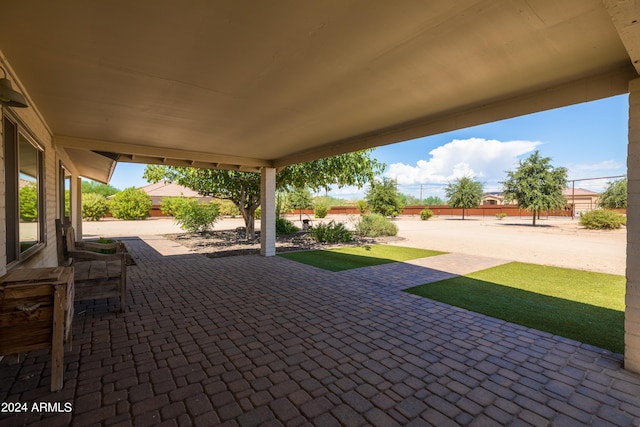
108,94,629,200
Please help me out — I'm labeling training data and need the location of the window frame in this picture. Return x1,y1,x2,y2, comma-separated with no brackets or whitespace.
3,112,46,266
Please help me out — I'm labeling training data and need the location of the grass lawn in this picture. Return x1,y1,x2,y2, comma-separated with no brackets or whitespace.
278,244,446,272
405,262,625,353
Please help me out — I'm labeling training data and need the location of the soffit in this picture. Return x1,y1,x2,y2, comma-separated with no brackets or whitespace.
0,0,636,172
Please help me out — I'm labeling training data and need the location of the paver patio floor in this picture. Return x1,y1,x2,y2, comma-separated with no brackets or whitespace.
1,236,640,426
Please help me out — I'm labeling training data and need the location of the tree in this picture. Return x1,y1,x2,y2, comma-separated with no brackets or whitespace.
445,177,483,220
82,180,120,197
143,150,384,240
598,178,626,209
19,183,38,222
397,193,422,206
501,151,568,226
366,178,405,217
287,187,313,221
423,195,444,206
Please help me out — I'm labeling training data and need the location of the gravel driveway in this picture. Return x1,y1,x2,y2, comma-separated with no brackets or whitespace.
82,214,626,275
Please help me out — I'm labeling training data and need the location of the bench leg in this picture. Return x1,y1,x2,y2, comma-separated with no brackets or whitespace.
51,284,65,391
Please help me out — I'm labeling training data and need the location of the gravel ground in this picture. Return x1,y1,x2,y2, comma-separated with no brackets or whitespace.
82,213,626,275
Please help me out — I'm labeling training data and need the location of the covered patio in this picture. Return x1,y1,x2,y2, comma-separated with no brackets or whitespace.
2,1,640,425
1,236,639,426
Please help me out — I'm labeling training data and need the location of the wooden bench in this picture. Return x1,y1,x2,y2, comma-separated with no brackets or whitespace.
55,219,127,312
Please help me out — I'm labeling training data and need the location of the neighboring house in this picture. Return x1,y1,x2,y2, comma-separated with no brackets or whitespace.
481,192,505,205
138,182,212,216
481,188,599,213
563,187,600,214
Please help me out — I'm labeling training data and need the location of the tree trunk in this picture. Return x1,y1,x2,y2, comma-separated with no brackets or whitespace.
532,210,537,226
462,208,465,220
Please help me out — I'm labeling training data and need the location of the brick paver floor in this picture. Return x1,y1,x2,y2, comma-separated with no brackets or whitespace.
1,236,640,426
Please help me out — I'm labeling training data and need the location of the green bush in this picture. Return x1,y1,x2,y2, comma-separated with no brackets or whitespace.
109,187,152,220
160,197,185,216
420,208,433,221
355,213,398,237
173,199,220,232
19,183,38,222
276,217,300,234
356,200,368,214
254,207,261,220
314,201,329,218
218,199,240,217
495,212,507,220
310,221,353,243
82,193,109,221
579,209,626,230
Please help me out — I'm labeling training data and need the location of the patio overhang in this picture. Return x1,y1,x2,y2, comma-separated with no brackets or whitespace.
0,0,637,177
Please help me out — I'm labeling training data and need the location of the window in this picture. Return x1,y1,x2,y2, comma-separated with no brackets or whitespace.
60,163,71,222
4,114,45,263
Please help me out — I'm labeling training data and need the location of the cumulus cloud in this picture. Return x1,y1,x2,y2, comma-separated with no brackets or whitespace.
384,138,541,185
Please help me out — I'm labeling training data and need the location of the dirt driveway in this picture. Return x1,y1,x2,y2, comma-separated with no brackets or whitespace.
82,214,626,275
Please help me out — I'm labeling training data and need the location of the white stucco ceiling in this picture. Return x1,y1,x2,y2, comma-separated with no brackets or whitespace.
0,0,638,180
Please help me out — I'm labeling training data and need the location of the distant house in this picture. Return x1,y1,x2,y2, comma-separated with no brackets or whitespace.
563,187,599,214
138,182,212,216
481,188,600,213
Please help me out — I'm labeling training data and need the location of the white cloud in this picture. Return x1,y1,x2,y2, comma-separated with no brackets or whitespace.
566,160,625,180
384,138,541,186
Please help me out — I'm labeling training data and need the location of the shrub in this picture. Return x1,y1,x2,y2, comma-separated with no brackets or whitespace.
254,207,261,220
173,199,220,232
579,209,626,230
310,221,353,243
495,212,507,220
314,201,329,218
109,187,152,220
82,193,109,221
276,217,300,235
218,199,240,217
420,208,433,221
356,200,368,214
355,213,398,237
160,197,185,216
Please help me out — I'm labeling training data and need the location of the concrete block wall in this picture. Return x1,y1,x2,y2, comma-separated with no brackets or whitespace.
627,78,640,372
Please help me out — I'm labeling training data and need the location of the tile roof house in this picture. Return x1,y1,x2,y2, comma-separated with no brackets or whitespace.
137,182,212,216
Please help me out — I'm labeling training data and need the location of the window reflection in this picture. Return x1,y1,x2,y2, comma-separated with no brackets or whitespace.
18,134,40,253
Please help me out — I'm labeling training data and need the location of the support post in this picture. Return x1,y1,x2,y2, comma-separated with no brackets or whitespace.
260,167,276,257
626,78,640,372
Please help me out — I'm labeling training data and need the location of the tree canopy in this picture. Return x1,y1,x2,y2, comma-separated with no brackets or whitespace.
143,150,384,239
82,180,120,197
444,177,483,220
598,178,627,209
501,151,568,226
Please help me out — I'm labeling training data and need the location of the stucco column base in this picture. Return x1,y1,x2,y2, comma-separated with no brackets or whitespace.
626,78,640,373
260,167,276,257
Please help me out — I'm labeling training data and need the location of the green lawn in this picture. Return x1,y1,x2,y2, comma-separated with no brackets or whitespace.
278,244,446,272
406,262,625,353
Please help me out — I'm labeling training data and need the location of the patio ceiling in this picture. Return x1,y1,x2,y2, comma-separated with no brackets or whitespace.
1,0,639,183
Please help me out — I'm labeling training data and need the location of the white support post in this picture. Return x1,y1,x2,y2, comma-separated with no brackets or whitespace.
260,167,276,257
626,78,640,373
